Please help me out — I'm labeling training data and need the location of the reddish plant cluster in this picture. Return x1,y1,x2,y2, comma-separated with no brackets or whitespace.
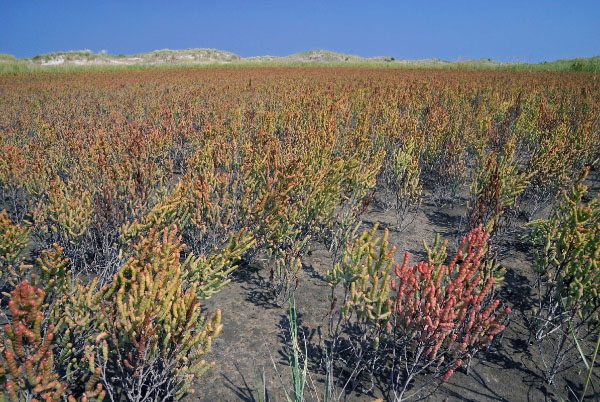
391,229,510,391
327,227,510,400
1,281,104,401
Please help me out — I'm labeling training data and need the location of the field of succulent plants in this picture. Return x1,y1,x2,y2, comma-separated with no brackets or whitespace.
0,67,599,401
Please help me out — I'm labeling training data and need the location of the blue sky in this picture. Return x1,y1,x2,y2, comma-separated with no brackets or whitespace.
1,1,599,62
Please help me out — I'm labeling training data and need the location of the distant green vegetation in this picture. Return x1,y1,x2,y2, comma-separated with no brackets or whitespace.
0,49,598,73
503,56,600,72
0,54,16,61
32,50,95,62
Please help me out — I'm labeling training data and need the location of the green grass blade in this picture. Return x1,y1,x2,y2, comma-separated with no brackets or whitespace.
578,329,600,402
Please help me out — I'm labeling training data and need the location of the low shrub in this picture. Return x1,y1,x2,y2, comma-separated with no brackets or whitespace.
0,281,104,401
327,227,510,400
1,223,249,401
528,167,600,385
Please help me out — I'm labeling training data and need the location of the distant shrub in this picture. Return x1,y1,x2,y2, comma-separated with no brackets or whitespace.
570,61,584,72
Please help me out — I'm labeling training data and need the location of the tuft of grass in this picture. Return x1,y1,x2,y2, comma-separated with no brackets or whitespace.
265,296,309,402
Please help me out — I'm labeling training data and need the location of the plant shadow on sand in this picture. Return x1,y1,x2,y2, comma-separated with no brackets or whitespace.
232,262,281,310
222,362,262,402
